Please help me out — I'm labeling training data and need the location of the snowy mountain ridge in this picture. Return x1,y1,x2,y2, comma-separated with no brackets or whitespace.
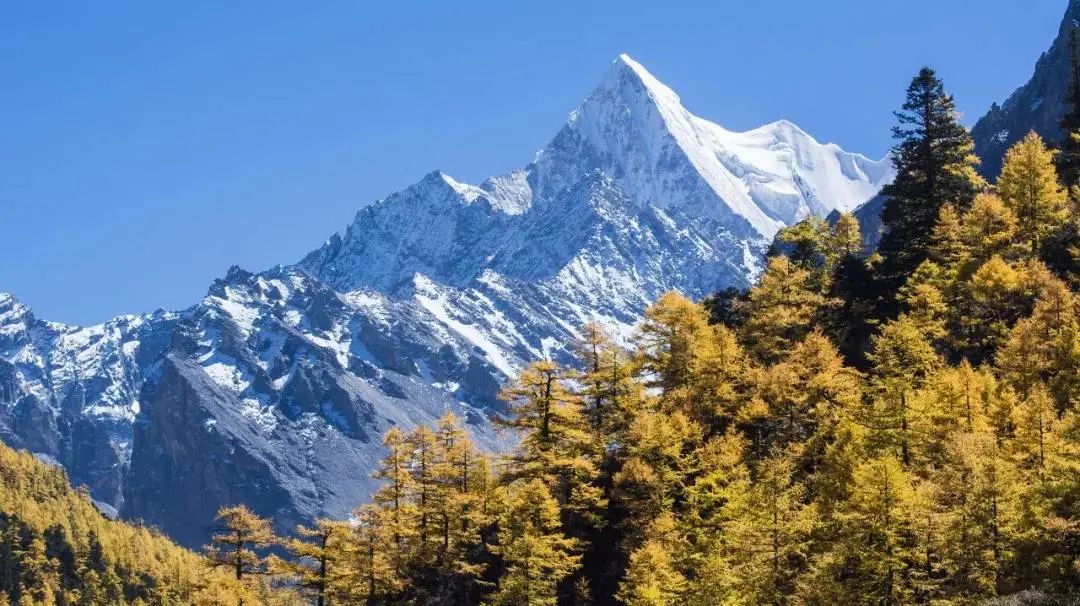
0,54,890,546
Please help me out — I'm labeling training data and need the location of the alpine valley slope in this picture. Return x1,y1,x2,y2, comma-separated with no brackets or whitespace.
0,54,891,547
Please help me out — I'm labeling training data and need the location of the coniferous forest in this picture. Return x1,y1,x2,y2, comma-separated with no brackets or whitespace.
0,442,248,605
6,63,1080,606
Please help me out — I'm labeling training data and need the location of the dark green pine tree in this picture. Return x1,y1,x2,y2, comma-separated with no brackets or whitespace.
1057,27,1080,191
876,68,980,301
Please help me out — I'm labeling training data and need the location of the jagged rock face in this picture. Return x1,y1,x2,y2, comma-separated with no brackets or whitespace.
0,293,175,508
847,2,1076,254
124,267,509,545
973,0,1080,180
0,56,887,547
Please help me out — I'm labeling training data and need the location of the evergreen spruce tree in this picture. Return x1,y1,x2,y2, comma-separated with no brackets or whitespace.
829,252,880,366
877,68,981,302
703,286,749,329
181,110,1080,603
1045,44,1080,285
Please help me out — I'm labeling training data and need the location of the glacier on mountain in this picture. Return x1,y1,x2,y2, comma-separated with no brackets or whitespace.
0,54,891,546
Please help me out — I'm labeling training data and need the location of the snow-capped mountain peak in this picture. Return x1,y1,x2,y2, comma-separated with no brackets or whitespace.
299,53,894,378
302,54,891,298
606,53,685,109
531,54,892,239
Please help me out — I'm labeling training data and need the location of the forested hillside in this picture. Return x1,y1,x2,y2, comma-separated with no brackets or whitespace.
166,64,1080,606
0,442,256,605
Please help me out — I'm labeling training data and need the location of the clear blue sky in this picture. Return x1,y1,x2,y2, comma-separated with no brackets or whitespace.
0,1,1069,325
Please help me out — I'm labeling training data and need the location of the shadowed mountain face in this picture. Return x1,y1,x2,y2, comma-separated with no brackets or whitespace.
0,56,888,547
973,0,1080,181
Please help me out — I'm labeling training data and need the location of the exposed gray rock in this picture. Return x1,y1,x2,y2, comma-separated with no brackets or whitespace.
973,0,1080,180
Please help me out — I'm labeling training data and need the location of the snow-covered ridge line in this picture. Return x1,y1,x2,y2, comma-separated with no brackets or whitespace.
304,54,891,293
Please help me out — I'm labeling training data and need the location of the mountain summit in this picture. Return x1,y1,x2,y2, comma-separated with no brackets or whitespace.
304,54,892,293
0,55,889,546
532,54,892,236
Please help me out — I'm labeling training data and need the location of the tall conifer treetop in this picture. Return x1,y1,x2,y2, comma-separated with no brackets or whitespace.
878,67,982,297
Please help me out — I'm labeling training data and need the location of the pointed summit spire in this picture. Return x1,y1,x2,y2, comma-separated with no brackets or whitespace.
530,54,891,237
535,54,785,237
596,53,683,110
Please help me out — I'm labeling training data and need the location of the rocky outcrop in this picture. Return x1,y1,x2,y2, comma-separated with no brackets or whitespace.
972,0,1080,180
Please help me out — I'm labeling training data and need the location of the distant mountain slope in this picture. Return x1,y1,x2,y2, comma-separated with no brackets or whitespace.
299,53,892,371
0,55,888,547
973,0,1080,180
